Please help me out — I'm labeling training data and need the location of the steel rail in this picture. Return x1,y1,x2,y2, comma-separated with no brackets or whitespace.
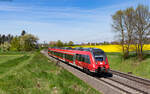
95,77,132,94
110,70,150,86
106,77,148,94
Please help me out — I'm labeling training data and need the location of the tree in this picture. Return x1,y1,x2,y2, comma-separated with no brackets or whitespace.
56,40,63,47
68,41,74,46
21,30,26,36
2,35,6,44
10,34,39,51
112,4,150,60
134,5,150,60
7,34,13,43
0,31,38,51
49,41,57,47
124,7,135,56
1,42,11,52
10,36,21,51
0,34,2,45
20,34,39,51
112,10,125,56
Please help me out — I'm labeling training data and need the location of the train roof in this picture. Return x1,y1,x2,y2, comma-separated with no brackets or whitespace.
49,47,104,53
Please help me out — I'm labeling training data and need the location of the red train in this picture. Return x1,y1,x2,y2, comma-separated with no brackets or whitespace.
48,47,110,74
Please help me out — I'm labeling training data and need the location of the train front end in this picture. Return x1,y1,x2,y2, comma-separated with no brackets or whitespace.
91,48,110,73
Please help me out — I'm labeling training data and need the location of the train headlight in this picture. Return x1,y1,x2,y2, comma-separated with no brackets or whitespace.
93,64,95,68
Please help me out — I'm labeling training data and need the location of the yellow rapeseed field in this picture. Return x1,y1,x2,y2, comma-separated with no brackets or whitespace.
72,44,150,52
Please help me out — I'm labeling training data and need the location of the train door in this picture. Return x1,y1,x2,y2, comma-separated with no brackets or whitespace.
73,54,76,65
79,54,84,67
84,55,90,69
75,54,80,66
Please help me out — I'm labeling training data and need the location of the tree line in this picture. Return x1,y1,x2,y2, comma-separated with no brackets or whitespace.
49,40,74,47
0,34,13,45
0,30,39,52
112,4,150,60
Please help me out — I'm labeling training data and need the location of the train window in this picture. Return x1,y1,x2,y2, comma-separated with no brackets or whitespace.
76,54,91,64
58,52,60,57
77,54,79,61
65,54,68,59
85,55,91,64
81,55,85,62
58,52,61,57
57,52,59,56
62,53,64,58
56,52,59,56
76,54,84,62
65,54,67,59
95,57,103,61
77,54,82,61
59,53,61,57
71,55,73,61
62,53,63,57
79,55,82,61
58,52,59,56
48,50,50,53
64,53,66,58
55,52,57,56
65,54,73,61
69,54,73,61
60,53,63,58
60,53,62,57
55,52,57,55
76,54,80,61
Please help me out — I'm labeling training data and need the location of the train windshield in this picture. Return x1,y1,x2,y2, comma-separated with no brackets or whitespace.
92,49,106,61
95,56,103,61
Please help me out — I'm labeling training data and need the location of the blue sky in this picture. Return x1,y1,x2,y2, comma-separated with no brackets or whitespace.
0,0,149,43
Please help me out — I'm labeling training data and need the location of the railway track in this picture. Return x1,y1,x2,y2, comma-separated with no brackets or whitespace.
97,78,133,94
110,70,150,86
104,70,150,94
98,77,148,94
42,50,150,94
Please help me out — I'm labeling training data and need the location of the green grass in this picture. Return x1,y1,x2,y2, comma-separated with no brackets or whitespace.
0,55,23,64
0,52,100,94
107,53,150,79
0,55,30,74
0,51,30,55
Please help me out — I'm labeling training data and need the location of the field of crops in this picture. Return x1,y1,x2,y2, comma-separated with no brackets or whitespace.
0,51,100,94
72,44,150,52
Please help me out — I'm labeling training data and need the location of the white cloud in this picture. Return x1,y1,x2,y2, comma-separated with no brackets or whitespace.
0,19,114,43
0,0,149,43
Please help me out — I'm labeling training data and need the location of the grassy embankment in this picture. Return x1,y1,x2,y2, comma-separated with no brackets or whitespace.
0,51,100,94
107,52,150,79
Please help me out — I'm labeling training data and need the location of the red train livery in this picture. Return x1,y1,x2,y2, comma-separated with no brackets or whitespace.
48,47,110,74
